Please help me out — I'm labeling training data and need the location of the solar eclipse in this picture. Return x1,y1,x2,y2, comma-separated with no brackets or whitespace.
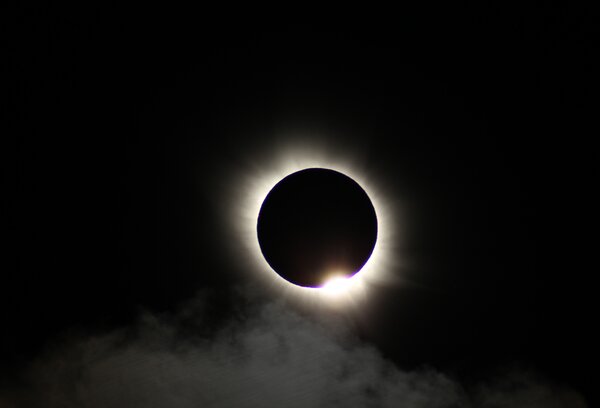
221,138,401,306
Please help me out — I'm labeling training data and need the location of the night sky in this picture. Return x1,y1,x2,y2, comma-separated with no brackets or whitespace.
4,4,597,407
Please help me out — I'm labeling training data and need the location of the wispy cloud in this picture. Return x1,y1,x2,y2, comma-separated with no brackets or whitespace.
1,293,587,408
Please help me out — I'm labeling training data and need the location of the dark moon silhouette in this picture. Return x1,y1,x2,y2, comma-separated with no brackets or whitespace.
257,168,378,288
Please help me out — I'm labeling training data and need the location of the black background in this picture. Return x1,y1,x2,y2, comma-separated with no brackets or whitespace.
4,3,597,404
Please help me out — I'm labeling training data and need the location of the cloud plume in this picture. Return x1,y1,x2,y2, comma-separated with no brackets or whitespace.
1,294,587,408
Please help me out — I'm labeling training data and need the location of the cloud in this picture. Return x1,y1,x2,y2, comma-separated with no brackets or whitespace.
1,294,587,408
472,368,588,408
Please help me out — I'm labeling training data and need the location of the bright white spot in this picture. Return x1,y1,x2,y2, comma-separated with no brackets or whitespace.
321,275,353,296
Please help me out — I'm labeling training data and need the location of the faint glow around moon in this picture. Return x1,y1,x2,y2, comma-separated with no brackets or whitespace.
225,136,401,308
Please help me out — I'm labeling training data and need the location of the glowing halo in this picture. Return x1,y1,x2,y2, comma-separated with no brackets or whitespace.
222,137,401,308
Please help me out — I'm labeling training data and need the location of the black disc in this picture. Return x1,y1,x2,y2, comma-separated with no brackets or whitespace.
256,168,378,288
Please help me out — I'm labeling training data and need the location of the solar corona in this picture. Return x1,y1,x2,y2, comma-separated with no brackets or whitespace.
226,141,399,306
